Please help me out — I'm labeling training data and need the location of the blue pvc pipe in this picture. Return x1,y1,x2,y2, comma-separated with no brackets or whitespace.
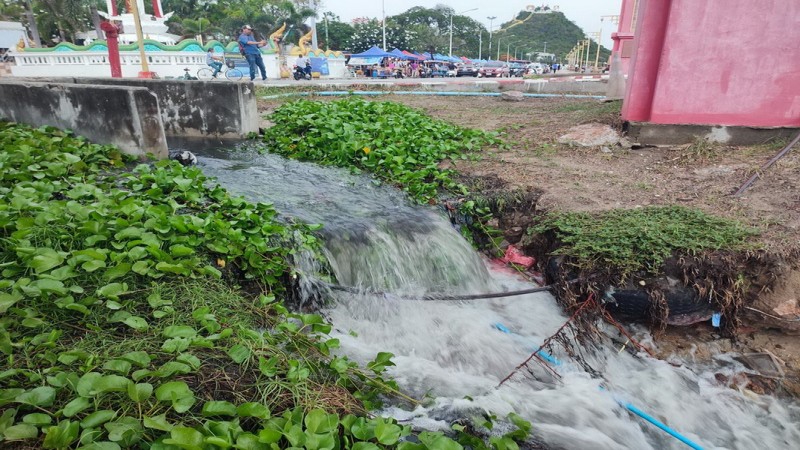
264,91,606,100
492,322,704,450
622,402,704,450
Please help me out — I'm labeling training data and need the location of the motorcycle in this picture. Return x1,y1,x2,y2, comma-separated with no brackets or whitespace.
293,65,311,80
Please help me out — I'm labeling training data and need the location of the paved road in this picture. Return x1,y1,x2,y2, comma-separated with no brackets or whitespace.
255,72,608,88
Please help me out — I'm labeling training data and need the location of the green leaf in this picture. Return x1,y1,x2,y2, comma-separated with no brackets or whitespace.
80,410,117,429
104,263,132,281
15,386,56,407
237,402,270,420
418,432,463,450
163,426,204,450
304,409,339,434
0,291,23,313
154,381,195,413
201,400,237,417
162,325,197,338
81,259,107,272
43,420,80,449
102,359,132,375
3,423,38,440
127,383,153,403
351,443,380,450
143,414,174,432
374,421,402,445
62,396,91,417
155,262,190,275
120,351,151,368
96,283,127,299
78,442,122,450
31,248,65,273
235,432,269,450
22,413,52,426
104,417,142,447
227,344,251,364
91,375,132,395
122,316,149,331
169,244,195,257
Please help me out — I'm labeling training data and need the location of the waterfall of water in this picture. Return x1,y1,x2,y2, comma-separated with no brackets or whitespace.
193,146,800,450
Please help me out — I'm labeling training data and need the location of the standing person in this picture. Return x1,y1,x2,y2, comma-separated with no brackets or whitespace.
206,48,224,78
238,25,267,81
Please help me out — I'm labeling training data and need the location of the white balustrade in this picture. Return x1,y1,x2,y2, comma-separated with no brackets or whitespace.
10,50,347,79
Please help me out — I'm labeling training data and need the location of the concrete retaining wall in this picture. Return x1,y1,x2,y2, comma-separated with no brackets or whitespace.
0,80,167,157
16,77,258,138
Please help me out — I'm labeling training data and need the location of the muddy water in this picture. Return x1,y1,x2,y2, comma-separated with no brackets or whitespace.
192,144,800,450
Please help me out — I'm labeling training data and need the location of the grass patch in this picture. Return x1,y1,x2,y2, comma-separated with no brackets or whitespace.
529,205,759,279
553,100,621,125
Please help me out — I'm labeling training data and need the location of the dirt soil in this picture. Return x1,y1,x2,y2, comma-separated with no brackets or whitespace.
258,94,800,397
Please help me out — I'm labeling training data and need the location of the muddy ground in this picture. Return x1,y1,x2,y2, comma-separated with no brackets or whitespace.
258,93,800,397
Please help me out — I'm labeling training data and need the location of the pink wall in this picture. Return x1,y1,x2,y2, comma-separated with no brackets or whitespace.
622,0,800,127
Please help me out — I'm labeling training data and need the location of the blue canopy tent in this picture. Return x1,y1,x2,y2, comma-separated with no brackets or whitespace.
350,46,393,58
347,46,394,66
389,48,413,60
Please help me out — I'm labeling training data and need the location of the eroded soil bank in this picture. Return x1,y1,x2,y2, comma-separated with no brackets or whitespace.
258,93,800,397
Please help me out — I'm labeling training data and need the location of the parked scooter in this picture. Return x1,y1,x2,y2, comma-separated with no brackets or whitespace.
293,65,311,80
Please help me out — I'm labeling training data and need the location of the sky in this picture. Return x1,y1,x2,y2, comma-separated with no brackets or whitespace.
321,0,623,49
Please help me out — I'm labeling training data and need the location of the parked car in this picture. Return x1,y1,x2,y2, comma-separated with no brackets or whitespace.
478,61,509,78
456,64,479,77
508,63,526,77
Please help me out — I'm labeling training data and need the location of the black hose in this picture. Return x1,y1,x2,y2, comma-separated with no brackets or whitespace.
733,130,800,196
323,282,552,301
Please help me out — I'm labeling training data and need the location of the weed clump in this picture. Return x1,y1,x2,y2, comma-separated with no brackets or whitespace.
529,205,759,280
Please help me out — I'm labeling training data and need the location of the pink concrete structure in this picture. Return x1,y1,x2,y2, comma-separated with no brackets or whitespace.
609,0,638,76
622,0,800,127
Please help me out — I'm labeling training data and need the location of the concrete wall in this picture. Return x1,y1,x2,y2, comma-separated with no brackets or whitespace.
16,77,259,138
0,80,167,157
622,0,800,127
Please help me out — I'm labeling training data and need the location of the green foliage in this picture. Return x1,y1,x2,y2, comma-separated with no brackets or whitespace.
530,206,759,278
260,98,503,204
0,122,530,449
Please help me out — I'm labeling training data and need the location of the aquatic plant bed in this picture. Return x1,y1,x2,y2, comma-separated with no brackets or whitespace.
259,98,503,204
0,123,532,449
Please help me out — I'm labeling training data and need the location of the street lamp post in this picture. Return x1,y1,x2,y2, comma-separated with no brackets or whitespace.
543,41,547,53
478,31,482,60
381,0,386,50
450,7,478,57
487,16,496,59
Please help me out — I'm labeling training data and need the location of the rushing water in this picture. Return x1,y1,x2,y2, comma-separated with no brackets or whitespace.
190,144,800,450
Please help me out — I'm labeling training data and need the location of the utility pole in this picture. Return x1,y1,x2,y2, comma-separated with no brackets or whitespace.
324,13,329,51
543,41,547,53
381,0,386,50
450,8,478,57
478,31,482,60
487,16,496,59
589,31,601,70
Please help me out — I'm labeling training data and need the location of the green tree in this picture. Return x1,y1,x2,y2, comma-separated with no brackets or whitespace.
319,12,352,51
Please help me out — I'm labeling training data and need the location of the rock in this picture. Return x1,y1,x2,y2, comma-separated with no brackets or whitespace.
500,91,525,102
601,146,612,154
558,123,620,147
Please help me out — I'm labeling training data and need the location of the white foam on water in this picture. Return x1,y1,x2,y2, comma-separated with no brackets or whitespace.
194,148,800,449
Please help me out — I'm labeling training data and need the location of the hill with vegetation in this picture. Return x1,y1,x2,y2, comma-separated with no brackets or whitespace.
492,10,610,63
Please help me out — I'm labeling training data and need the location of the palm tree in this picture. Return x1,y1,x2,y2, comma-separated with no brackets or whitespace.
180,18,219,44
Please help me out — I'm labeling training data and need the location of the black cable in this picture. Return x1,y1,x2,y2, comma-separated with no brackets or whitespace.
322,282,552,301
